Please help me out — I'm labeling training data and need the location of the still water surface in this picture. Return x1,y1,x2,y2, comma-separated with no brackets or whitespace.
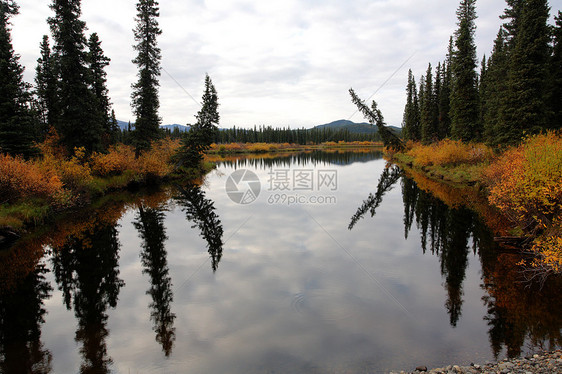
1,151,561,373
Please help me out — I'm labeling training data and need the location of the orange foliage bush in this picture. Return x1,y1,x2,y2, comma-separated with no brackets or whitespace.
38,146,93,191
485,132,562,274
90,144,135,176
485,132,562,228
408,139,493,167
132,138,180,179
0,153,63,203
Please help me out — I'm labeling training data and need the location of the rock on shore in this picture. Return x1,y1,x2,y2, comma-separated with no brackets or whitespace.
390,350,562,374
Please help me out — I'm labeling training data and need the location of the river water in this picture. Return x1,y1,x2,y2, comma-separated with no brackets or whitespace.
1,150,560,373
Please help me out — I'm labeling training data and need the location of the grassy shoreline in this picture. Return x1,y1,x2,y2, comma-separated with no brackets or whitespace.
1,141,382,236
207,141,383,154
389,134,562,276
0,136,213,237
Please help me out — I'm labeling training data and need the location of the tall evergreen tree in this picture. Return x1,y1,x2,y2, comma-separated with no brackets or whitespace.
434,62,442,138
438,37,454,139
548,11,562,129
131,0,162,155
499,0,550,142
500,0,524,47
478,55,488,133
175,74,220,169
34,35,58,138
418,74,426,131
0,0,37,157
421,63,438,142
482,28,510,145
450,0,481,141
48,0,103,153
87,32,116,148
402,69,421,141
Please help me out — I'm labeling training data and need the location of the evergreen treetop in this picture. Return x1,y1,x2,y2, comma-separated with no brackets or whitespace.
131,0,162,155
0,0,37,157
450,0,480,141
48,0,103,154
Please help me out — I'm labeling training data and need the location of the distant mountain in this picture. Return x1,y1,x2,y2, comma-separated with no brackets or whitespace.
314,119,402,134
116,120,130,130
115,120,190,132
161,124,190,132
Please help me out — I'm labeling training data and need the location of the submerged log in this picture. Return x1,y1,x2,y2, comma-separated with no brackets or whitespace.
493,236,526,246
0,229,20,250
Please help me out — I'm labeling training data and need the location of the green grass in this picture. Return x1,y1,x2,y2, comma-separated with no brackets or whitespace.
392,152,487,187
0,200,51,229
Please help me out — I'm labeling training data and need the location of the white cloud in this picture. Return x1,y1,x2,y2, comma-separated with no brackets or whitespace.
10,0,514,128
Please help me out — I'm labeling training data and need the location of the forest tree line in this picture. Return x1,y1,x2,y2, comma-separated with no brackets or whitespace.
2,0,561,163
401,0,561,146
125,125,383,145
0,0,173,159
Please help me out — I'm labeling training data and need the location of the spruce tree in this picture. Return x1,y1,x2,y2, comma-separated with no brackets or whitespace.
421,63,438,142
48,0,102,153
434,63,442,139
34,35,58,137
402,69,421,141
548,11,562,129
450,0,480,141
418,75,426,140
437,37,454,139
175,74,220,169
499,0,550,142
131,0,162,156
482,28,509,145
500,0,524,47
87,32,114,147
478,55,488,133
0,0,36,157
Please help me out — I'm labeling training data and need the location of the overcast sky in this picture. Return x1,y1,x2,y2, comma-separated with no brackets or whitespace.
9,0,554,128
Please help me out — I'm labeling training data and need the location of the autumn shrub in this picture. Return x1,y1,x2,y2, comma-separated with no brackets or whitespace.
133,138,180,180
408,139,493,167
90,144,135,176
484,132,562,274
37,146,93,191
0,153,63,203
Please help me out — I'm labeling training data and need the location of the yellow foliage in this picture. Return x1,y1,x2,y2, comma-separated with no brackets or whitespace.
90,144,135,176
38,146,93,191
132,138,180,179
485,132,562,273
408,139,493,167
0,153,63,202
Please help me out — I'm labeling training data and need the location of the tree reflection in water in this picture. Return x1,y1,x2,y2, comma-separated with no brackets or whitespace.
350,166,473,326
350,164,562,354
348,164,402,230
480,251,562,359
134,204,176,357
51,219,124,374
0,264,53,374
175,183,224,273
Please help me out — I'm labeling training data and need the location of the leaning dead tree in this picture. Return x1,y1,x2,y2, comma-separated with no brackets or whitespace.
349,88,405,151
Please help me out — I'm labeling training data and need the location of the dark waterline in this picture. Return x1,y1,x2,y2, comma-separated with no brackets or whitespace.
1,150,560,373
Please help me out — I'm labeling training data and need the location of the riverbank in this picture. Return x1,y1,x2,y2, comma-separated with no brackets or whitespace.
388,134,562,276
1,140,381,238
208,140,383,154
0,137,212,237
390,350,562,374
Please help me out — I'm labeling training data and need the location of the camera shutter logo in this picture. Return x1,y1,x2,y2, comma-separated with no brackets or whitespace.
226,169,261,204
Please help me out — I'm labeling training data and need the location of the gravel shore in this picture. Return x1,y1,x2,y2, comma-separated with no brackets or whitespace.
389,350,562,374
